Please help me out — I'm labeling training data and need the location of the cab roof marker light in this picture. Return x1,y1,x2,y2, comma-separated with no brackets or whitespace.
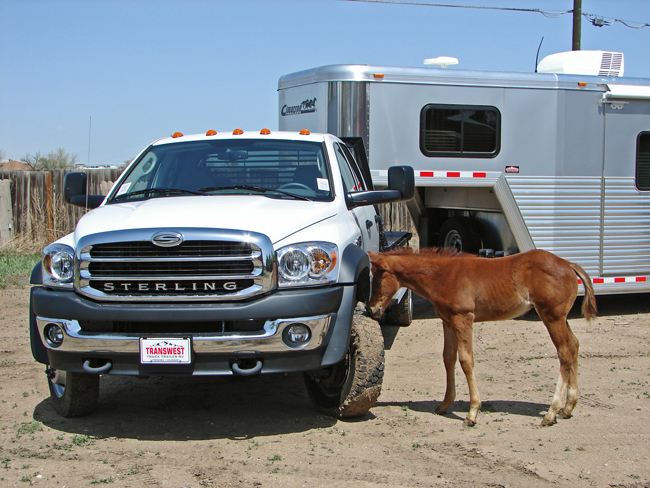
172,132,183,138
206,130,217,136
300,129,310,135
233,129,244,135
260,128,271,135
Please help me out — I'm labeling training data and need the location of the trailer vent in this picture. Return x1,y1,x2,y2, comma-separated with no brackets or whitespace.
537,51,624,77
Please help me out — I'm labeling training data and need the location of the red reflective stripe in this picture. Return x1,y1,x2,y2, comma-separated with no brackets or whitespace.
447,172,460,177
614,277,626,283
593,278,604,284
637,277,647,282
577,278,582,285
473,172,487,177
420,171,434,177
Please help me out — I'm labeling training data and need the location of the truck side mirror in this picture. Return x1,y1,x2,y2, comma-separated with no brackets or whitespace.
63,172,104,209
387,166,415,201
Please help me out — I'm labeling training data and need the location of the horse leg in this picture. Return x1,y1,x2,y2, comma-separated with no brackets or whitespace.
436,321,458,415
538,315,580,427
557,321,580,419
452,315,481,426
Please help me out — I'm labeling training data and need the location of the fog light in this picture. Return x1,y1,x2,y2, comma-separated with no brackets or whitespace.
283,324,311,349
45,324,64,347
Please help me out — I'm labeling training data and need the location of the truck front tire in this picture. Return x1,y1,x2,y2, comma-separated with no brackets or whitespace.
304,313,384,418
47,368,100,417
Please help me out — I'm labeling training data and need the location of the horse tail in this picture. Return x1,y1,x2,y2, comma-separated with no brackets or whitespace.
570,262,597,321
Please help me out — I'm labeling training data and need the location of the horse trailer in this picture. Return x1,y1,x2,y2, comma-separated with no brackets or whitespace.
278,51,650,295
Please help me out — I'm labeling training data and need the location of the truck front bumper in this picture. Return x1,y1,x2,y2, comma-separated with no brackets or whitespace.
31,285,357,376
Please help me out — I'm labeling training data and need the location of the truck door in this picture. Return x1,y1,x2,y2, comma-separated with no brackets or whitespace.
602,92,650,277
333,142,380,252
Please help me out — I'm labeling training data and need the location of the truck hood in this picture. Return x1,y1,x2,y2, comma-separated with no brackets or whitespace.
74,196,337,244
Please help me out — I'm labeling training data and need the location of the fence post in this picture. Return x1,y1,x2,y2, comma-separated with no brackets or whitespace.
0,180,15,245
46,171,53,244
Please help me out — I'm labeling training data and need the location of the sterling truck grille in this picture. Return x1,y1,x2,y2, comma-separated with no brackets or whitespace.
75,229,275,301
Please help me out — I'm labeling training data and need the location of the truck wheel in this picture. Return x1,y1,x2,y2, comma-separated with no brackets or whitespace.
380,289,413,326
304,313,384,418
47,368,99,417
438,217,482,254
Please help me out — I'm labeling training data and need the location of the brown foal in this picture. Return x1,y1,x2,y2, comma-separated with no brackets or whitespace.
367,248,597,427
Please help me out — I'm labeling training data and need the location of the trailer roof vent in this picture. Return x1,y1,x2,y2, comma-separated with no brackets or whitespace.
424,56,459,69
537,50,624,77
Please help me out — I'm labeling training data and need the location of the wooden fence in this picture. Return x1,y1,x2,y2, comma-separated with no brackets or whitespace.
0,167,418,250
0,168,123,248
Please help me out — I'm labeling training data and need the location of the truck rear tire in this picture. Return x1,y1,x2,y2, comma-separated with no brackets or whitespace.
47,368,99,417
380,289,413,326
438,217,482,254
304,312,384,418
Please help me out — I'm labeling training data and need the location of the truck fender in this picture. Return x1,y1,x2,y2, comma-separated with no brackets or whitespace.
320,245,371,367
339,243,371,302
30,263,42,285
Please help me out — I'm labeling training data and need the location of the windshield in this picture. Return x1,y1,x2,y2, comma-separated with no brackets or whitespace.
109,139,333,203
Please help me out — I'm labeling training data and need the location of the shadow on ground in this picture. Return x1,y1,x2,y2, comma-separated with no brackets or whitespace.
34,372,342,441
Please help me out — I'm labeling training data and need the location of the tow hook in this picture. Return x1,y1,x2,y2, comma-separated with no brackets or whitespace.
231,359,263,376
82,360,113,374
45,367,55,380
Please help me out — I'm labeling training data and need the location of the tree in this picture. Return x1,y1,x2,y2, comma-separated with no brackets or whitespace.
22,148,78,170
21,151,46,170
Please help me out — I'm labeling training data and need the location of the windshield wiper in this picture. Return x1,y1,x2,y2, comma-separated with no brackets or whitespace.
112,187,206,201
199,185,312,201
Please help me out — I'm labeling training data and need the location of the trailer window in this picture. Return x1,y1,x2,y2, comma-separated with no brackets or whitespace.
637,133,650,191
420,104,500,158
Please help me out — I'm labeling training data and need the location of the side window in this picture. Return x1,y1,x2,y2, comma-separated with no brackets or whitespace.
339,144,371,190
420,104,501,158
334,144,364,192
636,132,650,190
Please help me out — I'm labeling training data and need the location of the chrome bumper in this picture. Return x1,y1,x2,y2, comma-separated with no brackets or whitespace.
36,315,332,355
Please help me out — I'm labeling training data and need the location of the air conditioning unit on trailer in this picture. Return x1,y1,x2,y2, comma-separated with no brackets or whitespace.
537,50,624,77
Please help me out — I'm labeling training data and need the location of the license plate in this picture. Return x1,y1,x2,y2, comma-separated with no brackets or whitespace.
140,337,191,364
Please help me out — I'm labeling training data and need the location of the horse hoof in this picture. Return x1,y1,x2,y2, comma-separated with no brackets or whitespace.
540,417,556,427
557,409,572,420
463,418,477,427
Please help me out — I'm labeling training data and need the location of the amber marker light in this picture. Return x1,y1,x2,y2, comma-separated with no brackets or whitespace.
578,82,588,87
233,129,244,135
172,132,183,138
299,129,310,135
206,130,217,136
260,128,271,135
374,73,385,78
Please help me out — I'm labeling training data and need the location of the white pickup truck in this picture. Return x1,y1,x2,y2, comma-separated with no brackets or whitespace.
29,129,414,418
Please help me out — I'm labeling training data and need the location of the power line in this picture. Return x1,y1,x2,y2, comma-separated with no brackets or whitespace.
338,0,650,28
337,0,570,18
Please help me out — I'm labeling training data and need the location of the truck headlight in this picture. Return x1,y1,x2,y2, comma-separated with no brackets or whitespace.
277,242,338,287
42,244,75,288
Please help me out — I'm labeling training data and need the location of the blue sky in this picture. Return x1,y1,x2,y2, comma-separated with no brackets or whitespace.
1,0,649,166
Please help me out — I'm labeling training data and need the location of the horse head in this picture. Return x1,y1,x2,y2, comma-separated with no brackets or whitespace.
366,252,401,320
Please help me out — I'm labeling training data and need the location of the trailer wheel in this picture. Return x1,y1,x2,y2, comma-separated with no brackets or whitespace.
438,217,482,254
304,312,384,418
47,368,99,417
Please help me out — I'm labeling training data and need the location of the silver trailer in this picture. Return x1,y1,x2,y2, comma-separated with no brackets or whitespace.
278,53,650,295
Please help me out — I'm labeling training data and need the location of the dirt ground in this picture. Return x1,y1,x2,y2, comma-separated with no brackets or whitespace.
1,281,649,488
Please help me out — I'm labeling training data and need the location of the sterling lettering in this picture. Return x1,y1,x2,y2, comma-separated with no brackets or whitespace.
281,98,317,116
102,282,238,292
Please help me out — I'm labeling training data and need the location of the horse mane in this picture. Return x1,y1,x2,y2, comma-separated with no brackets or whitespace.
380,246,468,259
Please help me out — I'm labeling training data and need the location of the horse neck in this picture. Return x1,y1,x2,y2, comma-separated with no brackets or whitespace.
389,255,441,301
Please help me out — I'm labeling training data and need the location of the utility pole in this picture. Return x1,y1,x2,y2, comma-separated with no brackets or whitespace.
572,0,582,50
